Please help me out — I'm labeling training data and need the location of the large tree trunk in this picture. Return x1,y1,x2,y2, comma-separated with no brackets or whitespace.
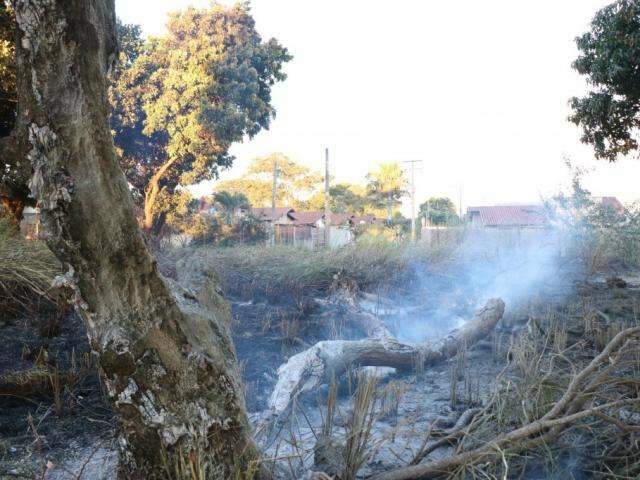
12,1,259,478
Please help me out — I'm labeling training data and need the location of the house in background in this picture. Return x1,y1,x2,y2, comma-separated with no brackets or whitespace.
459,204,554,251
592,196,625,213
275,211,355,248
466,205,549,229
251,207,295,224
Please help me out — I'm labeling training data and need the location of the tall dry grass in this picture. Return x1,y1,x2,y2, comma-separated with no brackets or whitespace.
186,236,460,303
0,219,60,316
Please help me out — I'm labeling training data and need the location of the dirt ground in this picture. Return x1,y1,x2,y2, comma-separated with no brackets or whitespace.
1,268,639,479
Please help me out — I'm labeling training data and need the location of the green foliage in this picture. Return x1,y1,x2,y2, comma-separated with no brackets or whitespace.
110,4,291,227
216,214,267,247
213,191,250,224
0,2,15,137
164,190,265,246
217,153,322,208
569,0,640,161
306,183,370,214
163,190,215,244
366,162,407,221
549,166,640,270
419,197,459,226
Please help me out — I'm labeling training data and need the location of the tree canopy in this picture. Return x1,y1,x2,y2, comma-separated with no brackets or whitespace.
306,182,370,214
110,4,291,230
213,190,251,224
570,0,640,161
419,197,459,226
216,153,322,208
366,162,407,221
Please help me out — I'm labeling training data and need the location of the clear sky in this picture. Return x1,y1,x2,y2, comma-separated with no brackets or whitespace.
115,0,640,212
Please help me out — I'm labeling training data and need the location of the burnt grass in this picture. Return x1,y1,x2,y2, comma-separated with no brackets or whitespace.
0,311,116,479
1,268,639,478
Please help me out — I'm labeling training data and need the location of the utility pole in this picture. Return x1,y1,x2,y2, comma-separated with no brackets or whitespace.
458,185,463,220
403,160,422,242
324,147,331,248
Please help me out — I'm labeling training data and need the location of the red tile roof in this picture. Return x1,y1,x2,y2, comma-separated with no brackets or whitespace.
593,196,624,212
467,205,548,228
290,211,324,226
328,213,352,226
252,207,294,221
289,212,357,226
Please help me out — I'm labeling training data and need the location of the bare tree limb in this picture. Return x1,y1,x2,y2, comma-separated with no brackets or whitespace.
267,299,505,418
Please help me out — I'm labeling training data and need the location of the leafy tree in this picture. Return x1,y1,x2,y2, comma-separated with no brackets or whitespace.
213,190,250,224
569,0,640,161
217,153,322,208
419,197,459,226
366,162,407,221
110,4,291,231
163,189,216,244
305,182,369,213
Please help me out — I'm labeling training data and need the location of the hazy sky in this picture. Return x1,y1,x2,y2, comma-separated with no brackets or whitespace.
115,0,640,212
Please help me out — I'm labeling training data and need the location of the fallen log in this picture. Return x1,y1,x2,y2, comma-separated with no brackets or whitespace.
267,299,505,416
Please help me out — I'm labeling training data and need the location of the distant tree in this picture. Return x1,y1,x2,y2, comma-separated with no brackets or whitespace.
419,197,459,226
217,153,322,208
569,0,640,161
305,182,369,213
213,190,250,224
110,4,291,231
366,162,407,221
164,190,216,243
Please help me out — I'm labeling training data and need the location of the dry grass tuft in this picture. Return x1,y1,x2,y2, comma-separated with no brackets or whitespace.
0,219,60,316
342,372,383,480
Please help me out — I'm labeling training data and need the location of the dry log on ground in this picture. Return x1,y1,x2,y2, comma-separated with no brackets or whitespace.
370,325,640,480
267,299,505,416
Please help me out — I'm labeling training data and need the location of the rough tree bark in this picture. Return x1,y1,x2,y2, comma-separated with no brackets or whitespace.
12,1,260,478
268,299,505,418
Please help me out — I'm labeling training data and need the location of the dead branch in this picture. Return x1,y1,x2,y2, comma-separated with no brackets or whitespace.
409,408,483,466
267,299,505,418
370,326,640,480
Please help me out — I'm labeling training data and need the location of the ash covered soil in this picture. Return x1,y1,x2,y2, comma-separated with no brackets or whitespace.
1,266,638,479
